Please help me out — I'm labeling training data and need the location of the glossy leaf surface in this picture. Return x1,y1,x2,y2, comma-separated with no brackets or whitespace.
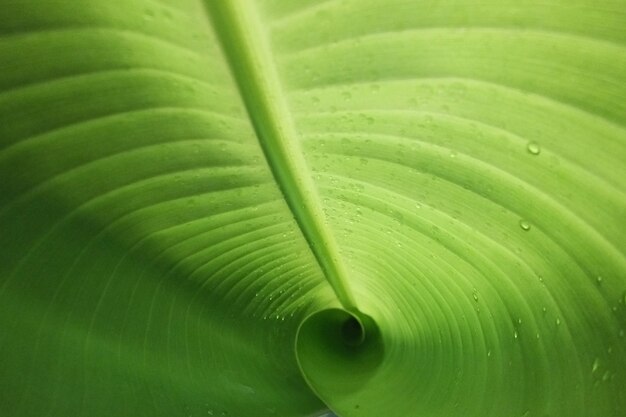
1,1,625,416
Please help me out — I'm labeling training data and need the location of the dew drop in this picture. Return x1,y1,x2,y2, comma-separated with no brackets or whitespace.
555,317,561,326
527,141,541,155
592,358,600,373
472,288,479,302
596,275,603,285
519,219,531,231
514,330,518,339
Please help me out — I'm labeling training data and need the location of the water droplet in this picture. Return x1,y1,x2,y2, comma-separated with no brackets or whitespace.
596,275,603,285
514,330,518,339
602,371,611,382
472,288,479,302
519,219,531,231
592,358,600,373
527,141,541,155
487,349,492,357
449,150,457,158
556,317,561,326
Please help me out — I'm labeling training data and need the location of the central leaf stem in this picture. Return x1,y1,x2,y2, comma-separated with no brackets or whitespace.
205,0,359,311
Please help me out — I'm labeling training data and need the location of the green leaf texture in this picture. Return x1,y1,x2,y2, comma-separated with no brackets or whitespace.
0,1,624,416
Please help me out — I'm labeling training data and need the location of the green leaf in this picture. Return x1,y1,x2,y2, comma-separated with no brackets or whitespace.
1,1,624,417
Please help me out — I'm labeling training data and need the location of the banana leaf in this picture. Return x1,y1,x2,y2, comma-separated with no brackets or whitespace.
0,1,624,416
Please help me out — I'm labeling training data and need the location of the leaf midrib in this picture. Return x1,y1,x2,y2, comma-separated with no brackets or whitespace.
203,0,359,311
